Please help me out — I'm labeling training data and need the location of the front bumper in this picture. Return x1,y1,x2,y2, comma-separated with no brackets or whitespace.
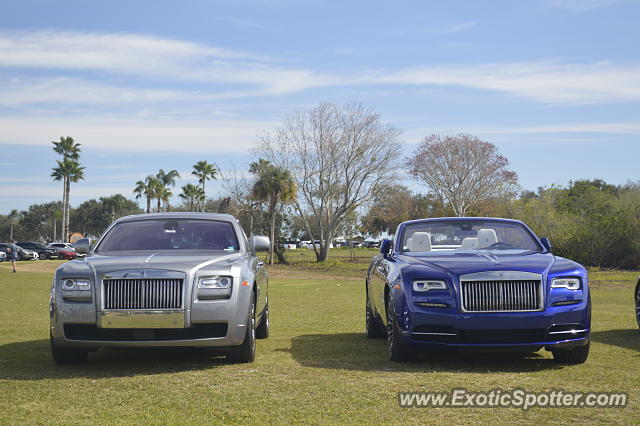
50,284,252,349
398,304,590,350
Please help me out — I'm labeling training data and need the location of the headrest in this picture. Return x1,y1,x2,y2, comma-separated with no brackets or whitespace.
460,237,478,250
477,228,498,249
409,232,432,252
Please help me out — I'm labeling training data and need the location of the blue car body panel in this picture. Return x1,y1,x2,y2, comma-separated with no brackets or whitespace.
367,217,590,351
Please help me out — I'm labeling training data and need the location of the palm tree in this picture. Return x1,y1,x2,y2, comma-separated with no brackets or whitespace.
51,136,81,242
156,169,180,211
251,162,297,264
192,161,218,211
179,184,205,211
249,159,271,175
133,175,156,213
51,158,85,241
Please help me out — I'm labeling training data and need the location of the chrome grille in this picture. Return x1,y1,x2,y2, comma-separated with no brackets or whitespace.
103,279,184,310
461,280,542,312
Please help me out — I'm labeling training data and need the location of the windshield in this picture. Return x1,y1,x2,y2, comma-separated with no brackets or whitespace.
400,220,541,254
96,219,240,252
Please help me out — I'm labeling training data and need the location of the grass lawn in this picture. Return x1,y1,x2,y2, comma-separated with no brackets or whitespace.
1,252,639,424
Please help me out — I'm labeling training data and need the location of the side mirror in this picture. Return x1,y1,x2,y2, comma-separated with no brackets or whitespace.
75,238,91,255
249,236,270,252
540,237,552,252
380,239,392,259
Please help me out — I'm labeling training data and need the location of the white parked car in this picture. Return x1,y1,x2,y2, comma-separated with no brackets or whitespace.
48,242,76,252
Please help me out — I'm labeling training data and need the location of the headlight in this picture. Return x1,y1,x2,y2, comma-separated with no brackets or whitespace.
551,277,581,290
412,279,447,292
198,276,233,289
61,278,91,291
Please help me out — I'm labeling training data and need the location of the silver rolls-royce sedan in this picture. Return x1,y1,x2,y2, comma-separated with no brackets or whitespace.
49,213,270,364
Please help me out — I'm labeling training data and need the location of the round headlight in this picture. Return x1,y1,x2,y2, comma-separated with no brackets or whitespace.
63,279,75,289
219,277,231,287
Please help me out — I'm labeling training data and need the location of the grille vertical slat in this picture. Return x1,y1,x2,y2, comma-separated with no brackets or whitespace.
103,278,183,310
462,280,541,312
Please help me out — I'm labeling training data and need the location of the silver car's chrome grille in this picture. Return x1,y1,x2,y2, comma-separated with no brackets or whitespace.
461,280,542,312
103,279,184,310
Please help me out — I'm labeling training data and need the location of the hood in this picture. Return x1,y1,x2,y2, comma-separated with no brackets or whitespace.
397,251,555,277
83,251,242,276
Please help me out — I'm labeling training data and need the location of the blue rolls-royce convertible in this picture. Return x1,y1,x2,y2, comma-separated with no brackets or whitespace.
365,217,590,364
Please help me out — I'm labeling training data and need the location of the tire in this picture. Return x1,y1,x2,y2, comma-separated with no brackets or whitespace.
39,253,46,260
366,295,385,338
50,333,88,365
386,296,412,362
228,295,256,363
552,341,590,364
636,283,640,329
255,301,269,339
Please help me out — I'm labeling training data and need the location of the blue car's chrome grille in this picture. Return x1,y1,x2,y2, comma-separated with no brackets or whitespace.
103,279,184,310
461,280,542,312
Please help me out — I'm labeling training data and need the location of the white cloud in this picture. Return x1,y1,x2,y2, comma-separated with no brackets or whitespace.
0,31,332,95
0,115,277,153
364,62,640,104
483,122,640,135
0,31,639,107
549,0,622,12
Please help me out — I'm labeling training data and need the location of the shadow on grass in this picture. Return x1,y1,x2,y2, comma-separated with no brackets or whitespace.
0,339,229,380
284,333,564,373
591,329,640,353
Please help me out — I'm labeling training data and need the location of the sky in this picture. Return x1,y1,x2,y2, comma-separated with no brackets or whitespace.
0,0,639,213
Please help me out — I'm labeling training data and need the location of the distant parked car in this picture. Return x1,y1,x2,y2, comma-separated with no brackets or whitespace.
278,241,298,250
48,242,76,252
48,242,84,257
0,251,6,262
304,240,333,249
366,217,590,364
17,242,60,260
13,246,38,260
54,248,77,260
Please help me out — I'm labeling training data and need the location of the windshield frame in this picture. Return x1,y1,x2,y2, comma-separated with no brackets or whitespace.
396,218,544,255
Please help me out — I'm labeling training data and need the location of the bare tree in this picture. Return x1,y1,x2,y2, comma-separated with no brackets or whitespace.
256,102,402,262
406,134,517,217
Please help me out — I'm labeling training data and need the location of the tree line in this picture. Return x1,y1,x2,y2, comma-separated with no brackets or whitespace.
1,102,636,268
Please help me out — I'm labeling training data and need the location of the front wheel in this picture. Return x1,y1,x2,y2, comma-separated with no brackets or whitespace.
228,296,256,363
552,341,590,364
386,297,412,362
39,253,46,260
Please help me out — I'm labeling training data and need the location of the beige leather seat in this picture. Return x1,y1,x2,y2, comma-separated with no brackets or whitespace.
460,237,478,250
477,229,498,249
409,232,432,252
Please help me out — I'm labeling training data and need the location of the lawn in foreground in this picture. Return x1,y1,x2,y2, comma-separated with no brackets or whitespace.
0,259,638,424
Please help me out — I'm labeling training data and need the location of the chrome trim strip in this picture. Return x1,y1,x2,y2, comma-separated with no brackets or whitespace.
411,332,457,336
548,329,588,335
